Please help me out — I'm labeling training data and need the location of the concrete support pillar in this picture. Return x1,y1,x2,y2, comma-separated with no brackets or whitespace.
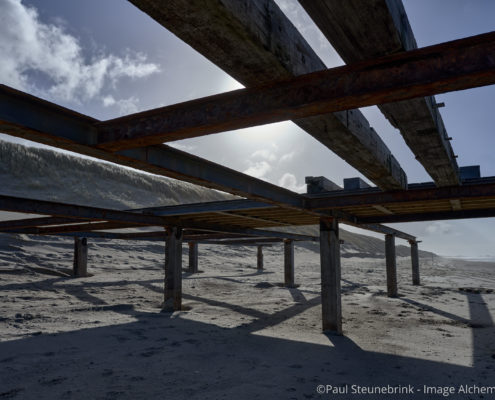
164,227,183,311
410,241,420,286
257,245,263,271
73,237,88,277
188,242,198,274
320,218,342,334
284,239,294,287
385,234,398,297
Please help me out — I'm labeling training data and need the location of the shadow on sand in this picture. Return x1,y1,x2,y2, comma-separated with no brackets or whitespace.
0,274,494,399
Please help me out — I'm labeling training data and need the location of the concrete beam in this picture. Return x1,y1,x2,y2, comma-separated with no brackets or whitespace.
73,237,88,277
385,234,398,297
298,0,460,186
320,218,342,334
343,177,370,190
410,241,420,285
126,0,407,190
284,240,295,287
257,245,264,271
188,242,199,274
164,227,183,311
305,176,342,194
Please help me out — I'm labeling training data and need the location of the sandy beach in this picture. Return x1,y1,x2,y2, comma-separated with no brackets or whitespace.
1,233,494,399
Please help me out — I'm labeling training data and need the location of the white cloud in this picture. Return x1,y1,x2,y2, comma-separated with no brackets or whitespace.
114,97,139,115
244,161,272,179
0,0,160,103
251,149,277,162
102,95,139,116
425,221,453,235
278,173,306,193
102,95,116,107
168,142,197,153
279,152,295,163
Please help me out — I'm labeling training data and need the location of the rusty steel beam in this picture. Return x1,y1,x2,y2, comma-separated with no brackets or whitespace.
359,223,415,242
95,30,495,153
0,195,168,226
183,233,247,240
197,239,279,246
35,221,142,235
359,208,495,223
308,179,495,210
0,85,305,209
0,195,416,240
50,231,165,241
0,216,82,230
0,88,420,241
37,231,252,241
116,146,306,208
135,199,272,216
0,194,317,241
0,200,275,233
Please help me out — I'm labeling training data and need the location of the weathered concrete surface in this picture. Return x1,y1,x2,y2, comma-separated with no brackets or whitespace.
188,242,199,274
284,240,294,287
164,227,183,311
257,245,264,271
129,0,407,190
385,234,398,297
298,0,460,186
319,218,342,334
410,241,420,285
73,237,88,277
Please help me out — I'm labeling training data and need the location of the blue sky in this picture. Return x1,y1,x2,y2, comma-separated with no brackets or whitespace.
1,0,494,257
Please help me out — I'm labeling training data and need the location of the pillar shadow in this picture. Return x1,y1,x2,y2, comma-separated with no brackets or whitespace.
0,307,492,400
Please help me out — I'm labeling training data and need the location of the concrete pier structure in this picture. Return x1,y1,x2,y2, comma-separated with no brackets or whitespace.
320,218,342,334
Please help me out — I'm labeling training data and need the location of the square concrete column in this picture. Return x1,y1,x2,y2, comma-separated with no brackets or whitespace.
410,241,420,285
188,242,198,274
284,239,294,287
73,237,88,277
320,218,342,334
164,227,183,311
257,245,264,271
385,234,398,297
